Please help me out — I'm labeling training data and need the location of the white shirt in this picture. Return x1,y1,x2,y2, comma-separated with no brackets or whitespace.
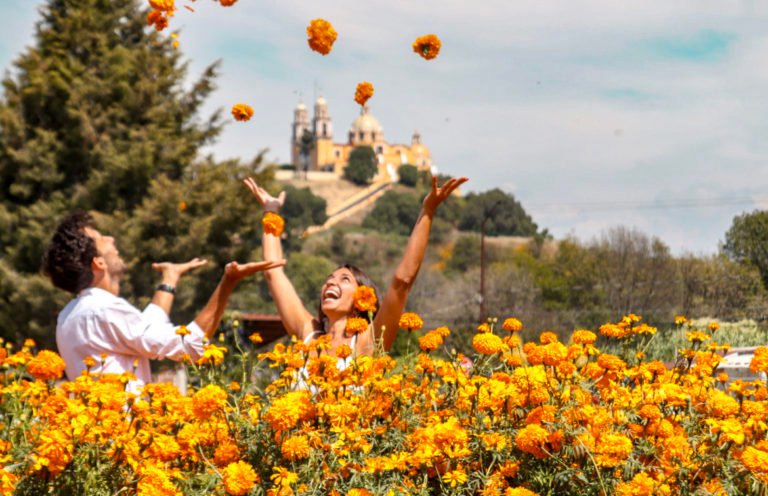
56,287,205,392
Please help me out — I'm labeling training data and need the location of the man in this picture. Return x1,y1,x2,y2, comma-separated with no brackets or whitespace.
42,211,282,391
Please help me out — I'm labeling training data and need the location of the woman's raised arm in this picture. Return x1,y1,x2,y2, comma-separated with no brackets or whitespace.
373,175,468,351
243,178,315,339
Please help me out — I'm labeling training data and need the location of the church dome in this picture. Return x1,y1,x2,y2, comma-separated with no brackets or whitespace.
351,106,382,134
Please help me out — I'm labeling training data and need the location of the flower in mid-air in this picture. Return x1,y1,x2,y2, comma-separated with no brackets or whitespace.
354,82,374,106
231,103,254,122
412,34,442,60
307,19,337,55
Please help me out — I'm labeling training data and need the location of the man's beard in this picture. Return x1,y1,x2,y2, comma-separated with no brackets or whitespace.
104,253,127,279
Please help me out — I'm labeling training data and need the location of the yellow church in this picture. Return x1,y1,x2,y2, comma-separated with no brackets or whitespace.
290,97,433,179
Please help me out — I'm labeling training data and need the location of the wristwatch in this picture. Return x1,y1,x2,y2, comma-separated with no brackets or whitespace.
156,283,176,294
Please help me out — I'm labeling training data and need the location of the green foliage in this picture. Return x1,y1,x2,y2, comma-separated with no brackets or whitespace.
283,252,336,312
723,210,768,289
343,146,377,185
458,188,538,236
397,164,418,187
362,190,421,236
280,184,328,250
447,234,480,273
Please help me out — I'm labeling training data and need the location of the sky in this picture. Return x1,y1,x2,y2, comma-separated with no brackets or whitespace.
2,1,767,255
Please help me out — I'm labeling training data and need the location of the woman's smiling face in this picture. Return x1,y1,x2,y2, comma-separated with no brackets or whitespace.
320,267,359,318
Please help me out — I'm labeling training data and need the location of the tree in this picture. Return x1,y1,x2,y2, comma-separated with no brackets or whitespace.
362,190,421,236
343,146,377,185
0,0,224,348
398,164,418,187
723,210,768,289
458,189,538,236
280,185,328,250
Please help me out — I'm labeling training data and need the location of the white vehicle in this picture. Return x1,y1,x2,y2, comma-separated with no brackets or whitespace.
719,347,767,383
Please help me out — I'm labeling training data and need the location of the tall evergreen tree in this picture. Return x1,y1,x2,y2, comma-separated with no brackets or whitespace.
0,0,227,348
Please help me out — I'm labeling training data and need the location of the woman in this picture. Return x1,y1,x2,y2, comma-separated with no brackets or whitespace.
243,175,467,359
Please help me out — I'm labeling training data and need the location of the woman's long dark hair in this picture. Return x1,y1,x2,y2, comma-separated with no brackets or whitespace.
316,264,380,332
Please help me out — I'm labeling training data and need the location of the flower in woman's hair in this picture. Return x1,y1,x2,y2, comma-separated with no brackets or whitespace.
399,312,424,331
231,103,254,122
306,18,337,55
412,34,442,60
262,212,285,237
503,317,523,332
222,461,259,495
345,317,369,335
353,285,377,313
335,344,352,359
354,82,374,106
148,0,174,11
26,350,66,381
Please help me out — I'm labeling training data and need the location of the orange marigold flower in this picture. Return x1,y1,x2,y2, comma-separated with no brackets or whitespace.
335,344,352,359
505,488,539,496
750,347,768,374
148,0,174,12
674,315,687,326
599,322,631,339
175,325,190,336
306,18,337,55
442,469,468,488
433,326,451,337
354,82,374,106
686,331,710,343
197,343,228,366
412,34,442,60
83,356,96,368
231,103,254,122
572,329,596,345
594,433,633,468
249,332,263,345
515,424,550,458
477,322,491,333
223,461,259,495
473,333,506,355
262,212,285,237
708,321,720,332
539,331,558,344
345,317,369,335
147,10,168,31
615,472,656,496
399,312,424,331
353,285,378,313
26,350,66,381
418,330,443,352
281,435,310,461
597,353,626,372
503,317,523,332
219,0,238,6
192,384,228,419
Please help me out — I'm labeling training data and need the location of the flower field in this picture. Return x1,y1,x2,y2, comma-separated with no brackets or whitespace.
1,316,768,495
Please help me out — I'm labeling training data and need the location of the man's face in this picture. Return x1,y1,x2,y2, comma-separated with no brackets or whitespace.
84,226,127,278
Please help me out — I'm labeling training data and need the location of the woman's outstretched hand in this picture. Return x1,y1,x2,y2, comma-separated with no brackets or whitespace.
243,177,286,213
224,259,286,282
423,176,469,216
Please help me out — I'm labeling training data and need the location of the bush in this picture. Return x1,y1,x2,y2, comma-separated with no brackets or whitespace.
343,146,378,185
398,164,418,187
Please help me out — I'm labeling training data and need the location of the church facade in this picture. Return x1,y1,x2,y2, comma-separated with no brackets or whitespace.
290,97,433,179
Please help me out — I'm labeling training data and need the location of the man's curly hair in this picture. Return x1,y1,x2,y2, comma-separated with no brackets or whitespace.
42,211,97,294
